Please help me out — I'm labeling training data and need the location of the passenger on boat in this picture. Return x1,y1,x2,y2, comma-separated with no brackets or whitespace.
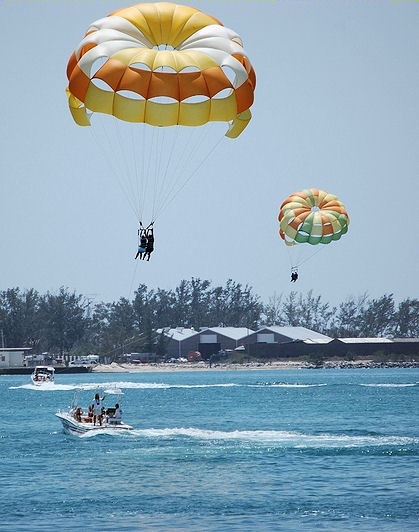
114,403,123,423
74,407,83,422
91,393,106,426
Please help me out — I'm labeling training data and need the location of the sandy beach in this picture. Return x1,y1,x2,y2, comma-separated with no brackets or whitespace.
92,361,310,372
92,359,409,372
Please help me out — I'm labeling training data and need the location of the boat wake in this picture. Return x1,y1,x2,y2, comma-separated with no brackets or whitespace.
11,381,416,392
11,381,328,391
359,383,418,388
9,383,73,391
127,427,419,448
254,382,327,388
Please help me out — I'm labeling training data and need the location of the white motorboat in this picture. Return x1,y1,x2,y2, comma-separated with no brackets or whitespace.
56,389,133,435
31,366,55,385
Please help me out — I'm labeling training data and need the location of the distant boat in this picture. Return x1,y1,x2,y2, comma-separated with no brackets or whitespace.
56,388,133,435
31,366,55,386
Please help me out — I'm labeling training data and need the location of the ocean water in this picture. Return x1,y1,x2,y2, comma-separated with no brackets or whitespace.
1,368,418,531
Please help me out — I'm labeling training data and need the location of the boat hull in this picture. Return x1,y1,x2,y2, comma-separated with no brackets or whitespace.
56,412,133,435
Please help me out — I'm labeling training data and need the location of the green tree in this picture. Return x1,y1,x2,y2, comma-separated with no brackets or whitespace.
394,298,419,337
357,294,395,337
38,287,86,355
263,293,285,325
327,294,369,337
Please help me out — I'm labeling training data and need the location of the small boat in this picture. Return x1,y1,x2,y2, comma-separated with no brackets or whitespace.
31,366,55,385
56,389,133,435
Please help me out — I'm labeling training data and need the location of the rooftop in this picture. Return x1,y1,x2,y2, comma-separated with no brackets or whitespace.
204,327,255,340
260,326,332,341
336,337,394,344
0,347,32,352
157,328,199,342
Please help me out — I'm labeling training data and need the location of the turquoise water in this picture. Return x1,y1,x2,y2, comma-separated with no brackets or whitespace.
1,369,418,531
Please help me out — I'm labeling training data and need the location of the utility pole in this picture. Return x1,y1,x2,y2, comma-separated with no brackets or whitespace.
0,329,5,348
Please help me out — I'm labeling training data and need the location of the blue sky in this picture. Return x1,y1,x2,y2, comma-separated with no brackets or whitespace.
1,0,418,306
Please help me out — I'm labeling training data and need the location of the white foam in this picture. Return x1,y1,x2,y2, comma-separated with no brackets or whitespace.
258,383,327,388
76,428,130,438
360,383,417,388
130,427,418,448
9,383,75,391
10,381,328,391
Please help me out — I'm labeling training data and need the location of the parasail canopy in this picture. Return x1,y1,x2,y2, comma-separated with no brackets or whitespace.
66,1,256,138
278,188,349,247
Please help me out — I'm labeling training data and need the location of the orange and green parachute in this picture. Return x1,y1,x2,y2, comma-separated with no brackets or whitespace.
66,2,255,224
66,1,255,138
278,188,349,246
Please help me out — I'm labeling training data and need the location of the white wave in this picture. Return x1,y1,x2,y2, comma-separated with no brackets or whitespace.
259,383,327,388
9,383,75,391
130,427,418,448
360,383,417,388
10,380,327,392
102,381,241,389
72,428,131,438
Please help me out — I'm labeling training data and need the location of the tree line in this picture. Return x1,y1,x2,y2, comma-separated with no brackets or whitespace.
0,280,417,358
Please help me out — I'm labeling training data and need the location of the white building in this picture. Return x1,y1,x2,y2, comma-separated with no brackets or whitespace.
0,348,32,368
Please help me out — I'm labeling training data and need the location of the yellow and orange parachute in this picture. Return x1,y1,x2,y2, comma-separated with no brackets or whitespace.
278,188,349,246
66,1,255,138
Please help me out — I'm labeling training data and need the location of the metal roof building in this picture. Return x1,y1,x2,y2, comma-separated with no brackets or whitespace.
243,326,332,345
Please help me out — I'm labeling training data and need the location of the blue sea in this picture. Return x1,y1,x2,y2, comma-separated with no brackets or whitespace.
1,368,418,531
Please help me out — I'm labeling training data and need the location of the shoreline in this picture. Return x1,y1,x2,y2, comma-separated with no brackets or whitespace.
92,360,418,373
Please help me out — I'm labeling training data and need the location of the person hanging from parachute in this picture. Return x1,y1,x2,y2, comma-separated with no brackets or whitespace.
142,224,154,262
135,223,148,260
65,2,256,261
278,188,350,281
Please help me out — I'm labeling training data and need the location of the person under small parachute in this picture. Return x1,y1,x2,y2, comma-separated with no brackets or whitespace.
278,188,350,281
290,268,299,283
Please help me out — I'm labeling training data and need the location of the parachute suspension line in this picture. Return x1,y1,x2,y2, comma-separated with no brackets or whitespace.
156,126,194,215
88,119,139,220
155,124,225,218
109,118,141,220
166,125,224,207
143,124,157,223
150,126,162,221
286,244,297,271
89,118,224,225
295,245,324,267
137,123,148,224
286,242,325,270
151,126,168,222
114,119,139,216
152,124,183,222
129,119,143,222
152,124,189,220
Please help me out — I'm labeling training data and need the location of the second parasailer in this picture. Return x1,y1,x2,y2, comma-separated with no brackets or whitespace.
278,188,350,280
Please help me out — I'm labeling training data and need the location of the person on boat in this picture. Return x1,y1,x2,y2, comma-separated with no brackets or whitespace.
143,224,154,261
135,223,148,260
114,403,123,424
91,393,106,426
74,407,83,422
